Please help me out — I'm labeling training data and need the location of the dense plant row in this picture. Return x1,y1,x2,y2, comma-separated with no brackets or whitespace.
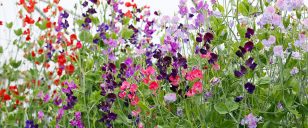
0,0,308,127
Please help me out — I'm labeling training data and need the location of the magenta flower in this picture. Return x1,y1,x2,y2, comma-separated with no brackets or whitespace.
43,93,50,103
38,111,44,120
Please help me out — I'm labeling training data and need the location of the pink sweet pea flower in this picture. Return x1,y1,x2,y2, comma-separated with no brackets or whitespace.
130,84,138,93
141,66,155,76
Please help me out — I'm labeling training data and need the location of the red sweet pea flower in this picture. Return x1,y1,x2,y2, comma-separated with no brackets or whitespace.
76,41,82,49
0,89,11,102
149,81,159,91
57,68,63,76
65,64,75,75
57,54,66,66
24,15,35,25
3,94,11,101
125,2,132,7
0,89,6,97
124,11,133,18
19,0,36,13
9,86,19,95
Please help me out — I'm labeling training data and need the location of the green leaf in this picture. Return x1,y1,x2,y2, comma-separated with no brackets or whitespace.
90,16,100,25
225,97,239,112
14,29,23,36
214,98,239,114
214,102,228,114
238,2,249,16
257,77,271,88
138,101,150,112
123,17,131,25
38,40,44,47
121,28,134,39
79,30,93,42
89,91,101,104
35,20,48,30
9,59,22,68
0,46,3,54
6,22,13,29
217,4,225,13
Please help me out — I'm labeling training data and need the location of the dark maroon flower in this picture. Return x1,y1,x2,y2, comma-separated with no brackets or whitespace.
234,96,243,102
85,17,92,24
208,53,218,64
245,57,257,70
25,120,38,128
244,82,255,94
82,1,88,7
244,41,254,52
236,50,244,57
203,32,214,43
196,33,203,42
61,11,69,18
87,8,97,14
245,28,254,38
106,93,117,103
89,0,98,4
234,65,247,78
200,48,207,55
234,70,243,78
189,14,194,18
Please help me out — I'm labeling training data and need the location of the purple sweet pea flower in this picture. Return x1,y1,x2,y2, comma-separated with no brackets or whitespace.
38,111,44,120
273,45,284,57
241,113,261,128
164,93,177,103
290,67,299,76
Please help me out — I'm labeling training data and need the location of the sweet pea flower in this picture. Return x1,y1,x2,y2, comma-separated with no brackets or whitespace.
38,111,44,120
241,113,261,128
290,67,299,76
164,93,177,103
262,35,276,50
273,45,284,57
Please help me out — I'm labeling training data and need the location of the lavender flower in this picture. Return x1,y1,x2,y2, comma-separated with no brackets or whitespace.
273,45,284,58
164,93,177,103
241,113,261,128
176,107,183,117
262,35,276,50
290,67,299,76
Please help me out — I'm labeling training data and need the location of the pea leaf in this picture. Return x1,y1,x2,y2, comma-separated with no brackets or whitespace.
14,29,23,36
121,28,134,39
79,30,93,42
6,22,13,29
